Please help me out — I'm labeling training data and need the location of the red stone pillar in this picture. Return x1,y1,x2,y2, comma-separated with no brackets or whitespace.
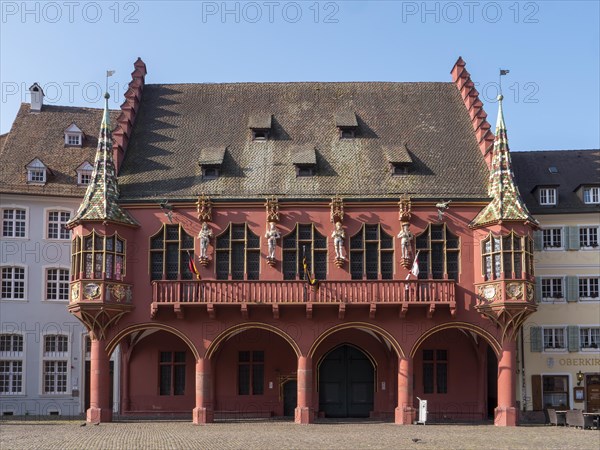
395,356,415,424
193,357,214,424
120,350,130,413
87,338,112,423
495,339,518,426
295,356,313,424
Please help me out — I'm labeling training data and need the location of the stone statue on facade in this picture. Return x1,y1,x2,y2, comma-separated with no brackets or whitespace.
198,222,213,266
398,222,414,260
265,222,281,265
332,221,346,265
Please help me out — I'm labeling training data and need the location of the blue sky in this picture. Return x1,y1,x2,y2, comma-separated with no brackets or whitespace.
1,1,599,151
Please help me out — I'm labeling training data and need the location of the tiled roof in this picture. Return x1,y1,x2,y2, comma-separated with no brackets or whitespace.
383,145,412,164
68,95,138,227
118,82,490,200
0,104,119,197
471,96,538,228
512,149,600,214
291,144,317,166
198,147,227,166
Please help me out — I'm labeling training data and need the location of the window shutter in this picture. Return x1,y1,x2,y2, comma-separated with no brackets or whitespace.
531,374,542,411
530,327,542,353
566,276,578,302
567,226,580,250
534,277,542,303
567,326,579,352
533,230,543,251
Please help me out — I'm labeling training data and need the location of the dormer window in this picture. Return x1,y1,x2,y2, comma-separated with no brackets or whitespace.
539,188,557,206
335,111,358,139
383,145,412,176
202,167,219,180
584,187,600,204
291,145,317,178
64,124,84,147
76,161,94,186
198,147,226,181
248,114,272,141
25,158,49,185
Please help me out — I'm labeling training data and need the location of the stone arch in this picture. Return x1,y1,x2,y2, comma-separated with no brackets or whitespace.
205,322,301,360
409,322,502,358
308,322,405,359
106,323,200,360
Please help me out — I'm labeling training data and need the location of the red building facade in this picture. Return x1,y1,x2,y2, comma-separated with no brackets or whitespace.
66,57,538,426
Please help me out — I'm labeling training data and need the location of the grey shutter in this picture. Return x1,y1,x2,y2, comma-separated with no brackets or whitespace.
567,226,580,250
534,276,542,303
568,325,579,352
566,276,579,302
533,230,543,251
530,326,542,353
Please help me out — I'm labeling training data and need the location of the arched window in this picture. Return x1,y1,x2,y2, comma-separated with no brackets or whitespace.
415,224,460,280
149,224,194,281
72,231,126,280
282,224,327,280
482,231,533,280
350,224,394,280
216,224,260,280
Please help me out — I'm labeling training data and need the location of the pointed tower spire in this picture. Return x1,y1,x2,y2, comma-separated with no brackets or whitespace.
67,92,138,227
470,95,538,228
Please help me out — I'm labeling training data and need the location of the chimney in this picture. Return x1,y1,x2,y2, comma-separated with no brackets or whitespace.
29,83,44,112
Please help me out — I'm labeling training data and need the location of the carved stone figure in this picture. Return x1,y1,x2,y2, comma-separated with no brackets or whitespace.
265,222,281,260
332,221,346,260
198,222,213,259
397,223,414,259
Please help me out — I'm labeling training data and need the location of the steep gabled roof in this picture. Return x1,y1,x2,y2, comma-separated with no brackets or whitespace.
471,96,538,228
118,82,490,200
0,104,118,197
512,149,600,214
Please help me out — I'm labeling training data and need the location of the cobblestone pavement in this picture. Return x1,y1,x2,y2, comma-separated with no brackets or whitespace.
1,419,598,449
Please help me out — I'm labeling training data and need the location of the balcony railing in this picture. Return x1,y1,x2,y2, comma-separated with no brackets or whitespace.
152,279,455,306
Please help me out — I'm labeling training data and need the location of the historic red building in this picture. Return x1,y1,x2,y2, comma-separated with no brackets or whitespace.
66,57,538,426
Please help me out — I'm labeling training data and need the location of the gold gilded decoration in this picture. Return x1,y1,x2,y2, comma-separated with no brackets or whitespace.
71,283,80,303
83,283,101,299
506,282,523,299
112,284,126,302
265,196,280,223
398,194,412,223
330,195,344,223
196,193,213,222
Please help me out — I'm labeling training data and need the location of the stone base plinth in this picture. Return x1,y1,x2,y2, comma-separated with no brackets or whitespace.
294,407,314,424
394,406,415,425
494,406,518,426
192,407,214,424
86,407,112,424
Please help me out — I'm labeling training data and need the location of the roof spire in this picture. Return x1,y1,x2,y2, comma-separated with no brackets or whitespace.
470,95,538,228
67,91,138,228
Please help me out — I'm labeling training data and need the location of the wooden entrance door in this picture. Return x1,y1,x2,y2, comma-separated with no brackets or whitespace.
318,345,374,418
586,374,600,412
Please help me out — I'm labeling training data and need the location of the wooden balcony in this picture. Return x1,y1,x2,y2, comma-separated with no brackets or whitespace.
151,279,456,319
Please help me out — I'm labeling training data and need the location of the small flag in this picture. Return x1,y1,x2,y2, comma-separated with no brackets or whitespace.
302,246,319,289
106,70,116,77
406,250,420,280
187,250,200,280
500,69,510,76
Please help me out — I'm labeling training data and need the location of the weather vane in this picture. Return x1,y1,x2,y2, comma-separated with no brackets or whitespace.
499,68,509,96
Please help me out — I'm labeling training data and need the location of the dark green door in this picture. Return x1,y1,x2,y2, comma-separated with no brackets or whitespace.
319,345,374,418
283,380,297,417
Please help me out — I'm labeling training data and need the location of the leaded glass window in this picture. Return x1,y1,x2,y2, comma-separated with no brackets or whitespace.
149,225,194,281
350,224,394,280
216,224,260,280
282,224,327,280
415,224,460,280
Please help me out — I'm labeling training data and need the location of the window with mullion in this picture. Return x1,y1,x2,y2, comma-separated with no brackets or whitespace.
482,232,529,280
238,350,264,395
417,224,460,280
543,327,566,350
542,228,562,249
2,209,26,238
46,268,69,301
580,227,599,248
149,225,194,281
47,211,71,240
43,335,69,394
580,327,599,349
0,334,24,395
159,351,186,396
1,266,25,300
350,224,394,280
283,224,327,280
579,277,599,300
422,349,447,394
541,278,563,301
216,224,260,280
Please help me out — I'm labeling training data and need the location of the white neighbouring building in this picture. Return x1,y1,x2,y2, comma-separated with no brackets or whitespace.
0,85,121,416
513,149,600,416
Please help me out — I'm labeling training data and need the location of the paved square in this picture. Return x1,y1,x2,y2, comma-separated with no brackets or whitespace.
0,419,597,449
